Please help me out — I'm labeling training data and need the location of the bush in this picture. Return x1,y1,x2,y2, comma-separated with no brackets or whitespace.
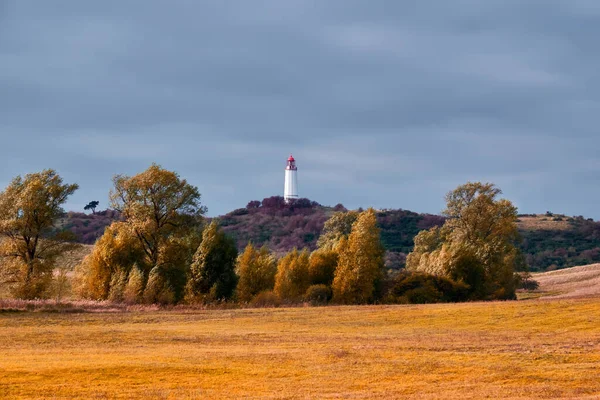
250,290,280,308
304,284,331,305
308,248,338,286
517,273,540,291
230,208,249,216
384,272,469,304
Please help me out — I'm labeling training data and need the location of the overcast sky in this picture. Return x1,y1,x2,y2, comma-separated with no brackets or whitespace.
1,1,599,218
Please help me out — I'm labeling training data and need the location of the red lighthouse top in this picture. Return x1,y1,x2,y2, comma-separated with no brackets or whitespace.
286,154,297,170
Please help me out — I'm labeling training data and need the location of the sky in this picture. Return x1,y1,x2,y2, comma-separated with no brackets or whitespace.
1,1,600,218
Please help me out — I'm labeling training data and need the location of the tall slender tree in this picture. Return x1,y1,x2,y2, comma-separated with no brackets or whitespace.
187,220,238,302
332,208,385,304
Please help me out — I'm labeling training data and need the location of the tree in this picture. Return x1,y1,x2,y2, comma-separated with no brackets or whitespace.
109,164,205,302
75,222,144,300
187,220,238,302
78,165,205,304
332,208,385,304
110,164,205,269
274,248,311,302
246,200,261,210
84,200,99,214
0,169,79,299
235,243,277,302
317,210,359,249
406,182,522,300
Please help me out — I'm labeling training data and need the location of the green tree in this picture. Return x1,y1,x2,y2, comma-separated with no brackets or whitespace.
84,200,99,214
235,243,277,302
406,182,522,300
274,248,310,302
0,169,79,299
317,210,359,249
332,208,385,304
187,220,238,302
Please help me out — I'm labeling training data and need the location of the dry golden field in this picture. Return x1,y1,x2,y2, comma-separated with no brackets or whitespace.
516,215,572,231
1,296,600,399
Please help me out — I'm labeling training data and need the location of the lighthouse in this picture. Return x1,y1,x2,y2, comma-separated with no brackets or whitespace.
284,154,298,202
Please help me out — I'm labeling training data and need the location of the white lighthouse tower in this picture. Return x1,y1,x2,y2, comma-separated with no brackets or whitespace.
284,154,298,202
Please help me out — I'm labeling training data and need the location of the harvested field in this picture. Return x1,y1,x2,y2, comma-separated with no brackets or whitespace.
1,298,600,399
533,264,600,299
517,215,572,231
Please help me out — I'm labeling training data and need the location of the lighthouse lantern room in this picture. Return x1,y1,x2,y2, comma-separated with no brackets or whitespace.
284,154,298,202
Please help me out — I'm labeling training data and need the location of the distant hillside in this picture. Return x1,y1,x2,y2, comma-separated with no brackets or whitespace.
518,213,600,271
218,198,444,269
530,264,600,299
58,202,600,272
56,209,120,244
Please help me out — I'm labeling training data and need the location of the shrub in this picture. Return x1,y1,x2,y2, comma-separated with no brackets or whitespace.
230,208,249,216
308,248,338,286
304,284,331,305
516,272,540,291
246,200,261,209
250,290,280,308
384,272,469,304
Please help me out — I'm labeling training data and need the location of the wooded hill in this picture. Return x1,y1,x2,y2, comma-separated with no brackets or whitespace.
60,198,600,272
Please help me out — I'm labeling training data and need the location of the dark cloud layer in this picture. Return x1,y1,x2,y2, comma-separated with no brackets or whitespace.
1,1,599,217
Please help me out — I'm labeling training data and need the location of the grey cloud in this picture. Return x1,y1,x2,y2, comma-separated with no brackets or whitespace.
1,0,599,218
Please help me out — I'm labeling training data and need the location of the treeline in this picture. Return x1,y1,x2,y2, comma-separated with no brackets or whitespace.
54,194,600,272
0,165,529,305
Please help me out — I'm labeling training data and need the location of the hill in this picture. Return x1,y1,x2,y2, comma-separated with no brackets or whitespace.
218,197,444,270
56,210,121,244
518,213,600,271
57,201,600,272
531,263,600,299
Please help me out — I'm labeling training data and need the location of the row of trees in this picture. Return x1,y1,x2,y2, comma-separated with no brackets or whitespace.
0,165,526,304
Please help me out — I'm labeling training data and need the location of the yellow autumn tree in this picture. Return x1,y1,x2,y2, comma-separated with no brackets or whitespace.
75,222,144,300
78,164,205,304
332,208,385,304
274,248,310,302
235,243,277,302
406,182,523,300
0,169,79,299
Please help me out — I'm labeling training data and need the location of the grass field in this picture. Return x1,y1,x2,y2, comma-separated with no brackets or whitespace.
1,297,600,399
